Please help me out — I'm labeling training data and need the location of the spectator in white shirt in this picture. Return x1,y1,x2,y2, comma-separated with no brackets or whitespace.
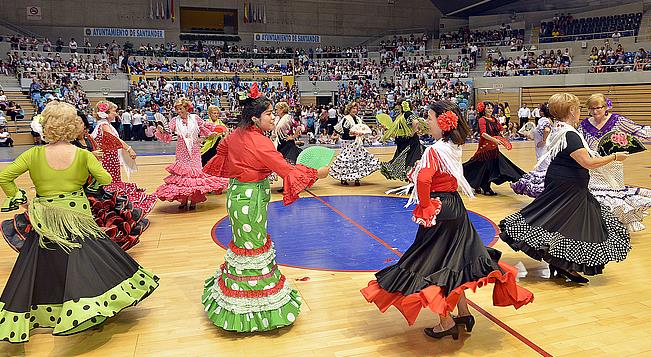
517,103,531,128
0,127,13,147
69,38,78,53
121,108,133,140
131,110,144,141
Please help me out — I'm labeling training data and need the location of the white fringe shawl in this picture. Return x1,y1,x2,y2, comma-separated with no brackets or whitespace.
386,139,475,208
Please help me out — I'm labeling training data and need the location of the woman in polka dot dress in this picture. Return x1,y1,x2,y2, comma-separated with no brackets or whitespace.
91,100,158,215
329,102,380,186
201,88,329,332
500,93,631,284
0,102,158,343
154,98,229,210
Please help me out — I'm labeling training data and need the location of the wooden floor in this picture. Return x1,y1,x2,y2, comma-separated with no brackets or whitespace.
0,141,650,357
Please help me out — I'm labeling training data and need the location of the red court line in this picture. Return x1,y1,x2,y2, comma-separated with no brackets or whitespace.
305,189,552,357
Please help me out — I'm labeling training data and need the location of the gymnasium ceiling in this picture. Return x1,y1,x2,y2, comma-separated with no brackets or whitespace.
430,0,519,17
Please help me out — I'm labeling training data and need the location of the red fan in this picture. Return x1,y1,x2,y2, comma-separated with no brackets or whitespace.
101,132,123,151
213,125,228,134
494,136,513,150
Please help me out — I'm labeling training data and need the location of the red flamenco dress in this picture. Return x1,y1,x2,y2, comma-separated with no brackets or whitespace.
462,116,524,194
361,145,533,325
94,121,158,215
155,114,229,205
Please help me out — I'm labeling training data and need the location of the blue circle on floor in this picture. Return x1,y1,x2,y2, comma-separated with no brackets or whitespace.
212,195,498,272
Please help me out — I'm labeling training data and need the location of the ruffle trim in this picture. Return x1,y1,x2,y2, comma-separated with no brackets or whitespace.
228,235,272,256
103,182,157,215
204,276,295,314
224,244,277,270
510,169,547,198
0,268,158,343
221,263,278,281
411,198,442,227
499,208,631,275
202,280,301,332
282,165,318,206
203,154,226,177
217,274,286,298
360,262,534,325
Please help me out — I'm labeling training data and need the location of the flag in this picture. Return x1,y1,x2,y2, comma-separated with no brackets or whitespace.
263,5,267,24
171,0,175,22
149,0,153,19
248,1,253,24
155,1,159,19
166,0,170,19
243,1,248,23
253,5,258,23
160,2,164,19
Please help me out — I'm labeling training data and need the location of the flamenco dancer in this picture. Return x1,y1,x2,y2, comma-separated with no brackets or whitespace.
578,94,651,232
201,86,329,332
511,103,554,198
361,101,533,340
463,101,525,195
500,93,631,283
155,98,229,210
2,109,149,252
91,100,157,214
200,105,229,167
380,101,424,181
273,101,303,164
330,102,380,186
0,101,158,343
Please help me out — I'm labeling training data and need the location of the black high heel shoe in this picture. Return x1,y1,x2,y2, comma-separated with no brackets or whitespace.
550,266,589,283
340,180,349,186
474,188,483,194
483,189,497,196
453,315,476,332
354,180,360,186
424,324,459,340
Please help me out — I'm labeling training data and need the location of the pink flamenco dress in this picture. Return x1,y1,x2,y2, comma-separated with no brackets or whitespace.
155,114,229,206
92,119,158,215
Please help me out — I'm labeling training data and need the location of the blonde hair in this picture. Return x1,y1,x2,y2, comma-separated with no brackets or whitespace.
207,105,220,113
174,97,192,109
344,102,359,115
275,101,289,114
93,100,117,117
42,101,84,143
548,93,580,120
586,93,608,109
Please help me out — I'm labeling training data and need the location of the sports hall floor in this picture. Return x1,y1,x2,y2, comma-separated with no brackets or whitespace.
0,140,649,356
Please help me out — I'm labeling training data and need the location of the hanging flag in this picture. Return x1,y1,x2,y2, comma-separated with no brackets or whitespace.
243,1,248,23
263,5,267,24
171,0,175,22
160,1,164,19
166,0,170,19
155,1,159,19
149,0,154,19
253,4,258,23
256,5,261,23
248,1,254,24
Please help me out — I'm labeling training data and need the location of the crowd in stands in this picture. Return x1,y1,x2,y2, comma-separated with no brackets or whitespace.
589,42,651,72
483,48,572,77
379,34,430,54
294,57,384,80
439,25,525,49
390,55,474,79
6,51,115,79
126,57,293,75
540,12,642,43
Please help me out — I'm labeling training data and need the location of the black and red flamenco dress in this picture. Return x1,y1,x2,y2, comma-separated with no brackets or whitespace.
361,149,533,325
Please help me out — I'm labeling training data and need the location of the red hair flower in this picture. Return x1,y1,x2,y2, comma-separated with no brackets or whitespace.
97,103,109,113
476,102,485,113
437,111,459,132
249,82,261,99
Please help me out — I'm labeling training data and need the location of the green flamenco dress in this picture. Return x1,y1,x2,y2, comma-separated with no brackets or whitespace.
202,125,318,332
0,146,159,343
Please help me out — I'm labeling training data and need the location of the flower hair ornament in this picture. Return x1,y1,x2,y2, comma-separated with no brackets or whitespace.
249,82,262,99
437,111,459,132
96,102,110,119
476,102,485,113
605,97,613,110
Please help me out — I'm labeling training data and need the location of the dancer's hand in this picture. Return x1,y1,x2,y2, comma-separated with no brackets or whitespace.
92,150,104,161
317,166,330,179
126,146,137,159
613,152,629,161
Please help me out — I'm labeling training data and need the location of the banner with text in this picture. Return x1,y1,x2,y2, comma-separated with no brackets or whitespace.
254,33,321,43
84,27,165,39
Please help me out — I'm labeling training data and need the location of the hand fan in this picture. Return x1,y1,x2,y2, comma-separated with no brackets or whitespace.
597,130,647,156
296,146,335,170
494,136,513,150
101,131,123,151
376,113,393,129
350,123,372,135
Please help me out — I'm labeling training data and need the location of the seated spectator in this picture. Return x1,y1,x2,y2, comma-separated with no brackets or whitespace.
0,127,13,147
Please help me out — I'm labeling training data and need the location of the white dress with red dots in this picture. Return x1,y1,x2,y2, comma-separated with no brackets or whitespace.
155,114,229,204
96,123,158,214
